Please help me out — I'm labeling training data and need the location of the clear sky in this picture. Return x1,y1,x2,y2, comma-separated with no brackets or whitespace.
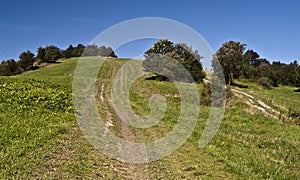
0,0,299,63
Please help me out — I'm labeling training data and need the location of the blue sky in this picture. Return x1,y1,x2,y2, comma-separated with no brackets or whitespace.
0,0,299,64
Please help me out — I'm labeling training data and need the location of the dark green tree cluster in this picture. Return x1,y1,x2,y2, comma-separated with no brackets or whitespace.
0,51,35,76
267,61,300,87
215,41,300,87
0,43,117,76
36,44,88,63
0,59,22,76
143,39,206,83
61,44,85,59
36,45,62,63
82,44,117,57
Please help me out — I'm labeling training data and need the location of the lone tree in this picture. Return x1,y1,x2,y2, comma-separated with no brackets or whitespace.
215,41,246,84
143,39,206,83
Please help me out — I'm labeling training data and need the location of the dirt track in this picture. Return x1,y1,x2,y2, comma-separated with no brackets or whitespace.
231,88,295,122
98,60,149,179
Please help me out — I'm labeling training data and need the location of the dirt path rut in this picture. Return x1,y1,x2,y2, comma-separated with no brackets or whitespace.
98,60,150,179
231,89,294,122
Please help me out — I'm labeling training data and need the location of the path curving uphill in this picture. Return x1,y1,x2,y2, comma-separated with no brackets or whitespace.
231,88,296,124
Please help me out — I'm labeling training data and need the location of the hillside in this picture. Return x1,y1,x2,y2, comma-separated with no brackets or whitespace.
0,57,299,179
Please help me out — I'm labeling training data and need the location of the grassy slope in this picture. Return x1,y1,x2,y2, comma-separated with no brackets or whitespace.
235,79,300,113
0,57,299,179
129,77,300,179
234,79,300,125
0,75,75,177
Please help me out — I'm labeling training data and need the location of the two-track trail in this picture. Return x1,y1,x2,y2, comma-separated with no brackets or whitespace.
231,88,295,123
97,59,149,179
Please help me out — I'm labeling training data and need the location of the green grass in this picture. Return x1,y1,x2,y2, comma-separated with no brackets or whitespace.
127,76,300,179
0,77,75,178
252,86,300,112
0,57,299,179
18,57,78,88
235,79,300,122
205,108,300,179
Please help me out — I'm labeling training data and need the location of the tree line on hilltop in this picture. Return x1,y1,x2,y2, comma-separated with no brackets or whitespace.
143,39,300,88
0,44,117,76
1,39,299,89
214,41,300,88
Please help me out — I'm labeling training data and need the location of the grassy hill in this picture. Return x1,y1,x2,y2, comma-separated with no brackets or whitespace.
0,57,299,179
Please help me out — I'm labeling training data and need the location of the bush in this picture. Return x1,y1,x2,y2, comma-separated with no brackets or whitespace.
257,77,273,89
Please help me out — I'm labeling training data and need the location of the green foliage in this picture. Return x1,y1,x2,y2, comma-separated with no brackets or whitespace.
62,44,74,59
82,44,117,57
257,77,273,89
204,109,300,179
237,83,300,124
0,43,118,77
216,41,300,87
143,39,206,83
128,68,300,179
0,76,74,178
56,43,87,58
19,57,78,87
71,44,86,57
270,61,300,86
82,44,98,56
1,57,300,179
34,45,62,63
35,47,46,63
18,50,35,70
44,45,62,63
0,59,22,76
215,41,246,84
0,77,72,112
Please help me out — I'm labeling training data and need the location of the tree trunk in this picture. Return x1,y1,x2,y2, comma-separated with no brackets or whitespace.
228,73,233,85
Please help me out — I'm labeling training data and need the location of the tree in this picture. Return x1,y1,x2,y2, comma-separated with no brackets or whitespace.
18,50,35,70
0,60,11,76
62,45,74,59
242,49,261,78
170,43,206,82
215,41,246,84
278,61,299,86
72,44,85,57
36,47,46,62
296,61,300,87
44,45,62,63
244,49,260,67
0,59,21,76
82,45,117,57
99,46,117,57
83,44,98,56
107,47,117,58
143,39,206,83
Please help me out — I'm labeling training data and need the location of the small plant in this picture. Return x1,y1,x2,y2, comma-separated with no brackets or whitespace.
257,77,273,89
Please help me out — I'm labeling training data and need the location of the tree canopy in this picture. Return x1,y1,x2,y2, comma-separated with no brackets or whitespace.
215,41,300,87
82,44,117,57
0,43,116,76
19,50,35,70
143,39,206,83
215,41,246,84
1,39,299,89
